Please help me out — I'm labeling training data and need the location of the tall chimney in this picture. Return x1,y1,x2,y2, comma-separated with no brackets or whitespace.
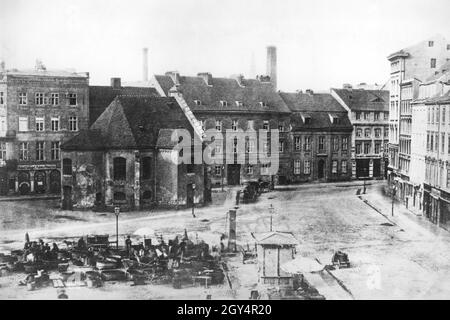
142,47,148,82
266,46,277,90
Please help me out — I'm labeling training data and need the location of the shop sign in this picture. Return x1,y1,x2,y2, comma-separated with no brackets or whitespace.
431,188,441,198
18,164,58,170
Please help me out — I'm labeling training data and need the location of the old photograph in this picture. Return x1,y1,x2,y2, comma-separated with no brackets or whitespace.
1,0,450,301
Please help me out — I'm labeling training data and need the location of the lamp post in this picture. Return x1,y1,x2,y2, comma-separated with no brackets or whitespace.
269,204,275,231
391,185,397,217
221,165,225,191
192,183,196,218
114,206,120,249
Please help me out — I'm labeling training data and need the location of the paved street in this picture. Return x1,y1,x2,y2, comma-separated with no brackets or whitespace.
1,180,450,299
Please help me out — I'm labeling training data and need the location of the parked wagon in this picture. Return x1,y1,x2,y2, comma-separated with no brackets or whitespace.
331,251,350,269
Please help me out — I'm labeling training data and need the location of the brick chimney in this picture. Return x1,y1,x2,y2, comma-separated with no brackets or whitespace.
266,46,277,90
111,77,121,89
143,48,148,82
197,72,213,86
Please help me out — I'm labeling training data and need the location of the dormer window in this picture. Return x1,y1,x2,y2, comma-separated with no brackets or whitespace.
329,114,341,124
194,100,202,106
259,101,268,107
429,41,434,47
235,101,243,107
220,100,228,107
301,114,311,124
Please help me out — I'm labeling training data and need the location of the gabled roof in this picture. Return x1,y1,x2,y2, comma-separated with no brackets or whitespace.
89,85,160,125
279,92,353,131
63,96,196,151
424,90,450,105
251,231,298,246
60,129,109,151
153,74,291,114
332,88,389,112
279,92,345,112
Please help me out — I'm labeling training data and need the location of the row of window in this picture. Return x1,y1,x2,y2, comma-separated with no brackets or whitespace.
194,100,268,108
356,127,388,138
10,116,79,132
0,92,78,106
425,131,450,155
425,162,450,190
210,135,349,154
203,120,284,132
354,112,388,121
109,156,153,181
15,141,61,161
426,105,450,125
355,142,386,155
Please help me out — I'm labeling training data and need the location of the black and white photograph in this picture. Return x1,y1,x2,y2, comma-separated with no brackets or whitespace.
1,0,450,303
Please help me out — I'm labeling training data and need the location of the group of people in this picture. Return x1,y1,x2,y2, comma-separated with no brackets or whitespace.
23,234,59,263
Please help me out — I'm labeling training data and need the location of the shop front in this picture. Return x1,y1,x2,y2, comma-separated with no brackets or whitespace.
439,190,450,231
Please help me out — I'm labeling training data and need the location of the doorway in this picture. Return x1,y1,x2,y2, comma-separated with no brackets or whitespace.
318,159,325,179
34,171,46,193
50,170,61,194
227,164,241,185
0,171,8,195
373,159,381,178
356,159,370,178
18,171,30,195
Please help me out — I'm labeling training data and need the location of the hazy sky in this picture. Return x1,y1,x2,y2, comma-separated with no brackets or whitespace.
1,0,450,91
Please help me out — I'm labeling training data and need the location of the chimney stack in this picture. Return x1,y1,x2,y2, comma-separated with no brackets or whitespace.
197,72,213,86
142,48,148,82
165,71,180,86
266,46,277,90
111,77,121,89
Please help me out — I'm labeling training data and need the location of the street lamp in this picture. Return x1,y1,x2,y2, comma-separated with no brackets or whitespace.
221,165,225,191
114,206,120,249
391,185,397,217
269,204,275,231
192,183,196,218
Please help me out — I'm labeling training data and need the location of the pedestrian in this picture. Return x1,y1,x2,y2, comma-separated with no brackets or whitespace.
125,236,132,256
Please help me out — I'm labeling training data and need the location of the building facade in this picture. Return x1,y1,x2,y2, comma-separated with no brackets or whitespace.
332,87,389,179
61,96,204,211
0,62,89,195
387,35,450,206
280,91,353,183
150,71,292,187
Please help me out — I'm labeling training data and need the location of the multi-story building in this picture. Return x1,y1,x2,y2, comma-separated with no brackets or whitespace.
331,86,389,179
279,90,353,182
387,35,450,206
150,71,291,187
414,62,450,227
0,61,89,195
